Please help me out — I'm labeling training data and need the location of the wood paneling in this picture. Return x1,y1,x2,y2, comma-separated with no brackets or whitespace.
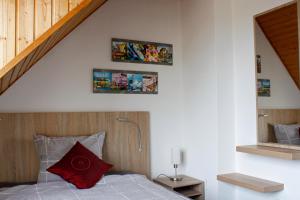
52,0,69,24
16,0,34,54
217,173,284,193
0,112,151,183
35,0,52,37
0,0,108,95
0,0,15,69
69,0,84,10
256,2,300,88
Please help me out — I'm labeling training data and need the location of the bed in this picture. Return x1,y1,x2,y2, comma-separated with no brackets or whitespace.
0,112,189,200
0,174,189,200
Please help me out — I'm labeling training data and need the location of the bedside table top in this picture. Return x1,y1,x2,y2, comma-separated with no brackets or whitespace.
154,175,204,189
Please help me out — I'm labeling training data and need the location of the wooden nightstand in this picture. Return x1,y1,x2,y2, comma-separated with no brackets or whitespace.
153,175,205,200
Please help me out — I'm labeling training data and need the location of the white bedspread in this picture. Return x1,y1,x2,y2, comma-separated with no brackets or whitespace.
0,174,189,200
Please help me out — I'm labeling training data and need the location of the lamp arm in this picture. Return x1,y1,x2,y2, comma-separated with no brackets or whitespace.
137,124,142,152
129,121,142,152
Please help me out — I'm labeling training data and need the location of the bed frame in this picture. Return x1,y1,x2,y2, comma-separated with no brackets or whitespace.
0,112,150,185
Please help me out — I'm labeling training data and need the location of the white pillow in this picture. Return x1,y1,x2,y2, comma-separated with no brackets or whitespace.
274,124,300,145
34,131,106,183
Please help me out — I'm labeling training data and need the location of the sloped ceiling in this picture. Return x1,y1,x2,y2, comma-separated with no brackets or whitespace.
256,2,299,89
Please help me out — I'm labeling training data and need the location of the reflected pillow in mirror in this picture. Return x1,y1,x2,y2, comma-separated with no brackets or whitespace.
274,124,300,145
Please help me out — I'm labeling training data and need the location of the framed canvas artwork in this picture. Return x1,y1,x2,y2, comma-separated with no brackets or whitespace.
112,38,173,65
257,79,270,97
93,69,158,94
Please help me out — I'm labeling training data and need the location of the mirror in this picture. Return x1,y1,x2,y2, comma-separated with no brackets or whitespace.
255,0,300,149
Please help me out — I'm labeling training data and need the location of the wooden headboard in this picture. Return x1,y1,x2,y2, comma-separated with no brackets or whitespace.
0,112,150,183
257,109,300,143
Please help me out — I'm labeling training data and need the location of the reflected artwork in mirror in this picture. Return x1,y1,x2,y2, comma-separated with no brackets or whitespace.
255,0,300,149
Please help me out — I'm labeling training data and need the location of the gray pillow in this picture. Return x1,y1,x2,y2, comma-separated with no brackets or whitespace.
274,124,300,145
34,131,105,183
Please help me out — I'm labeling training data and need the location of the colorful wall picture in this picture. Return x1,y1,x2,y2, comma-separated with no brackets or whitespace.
112,72,128,92
127,74,143,92
92,71,112,91
93,69,158,94
257,79,270,97
143,74,158,93
112,38,173,65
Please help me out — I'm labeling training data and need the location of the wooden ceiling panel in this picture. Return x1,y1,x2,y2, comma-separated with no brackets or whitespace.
258,3,297,21
256,2,300,89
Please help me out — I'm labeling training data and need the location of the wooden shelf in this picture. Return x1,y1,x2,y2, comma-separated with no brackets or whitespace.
236,145,300,160
217,173,284,193
154,175,204,200
179,189,202,197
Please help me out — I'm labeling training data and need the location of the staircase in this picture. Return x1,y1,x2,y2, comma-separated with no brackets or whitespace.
0,0,107,95
256,2,299,89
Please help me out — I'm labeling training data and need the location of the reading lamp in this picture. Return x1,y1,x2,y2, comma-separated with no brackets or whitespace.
170,147,183,181
258,113,269,118
116,117,142,152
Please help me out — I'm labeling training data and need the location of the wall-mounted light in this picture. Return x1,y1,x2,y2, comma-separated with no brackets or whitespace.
116,117,142,152
258,113,269,118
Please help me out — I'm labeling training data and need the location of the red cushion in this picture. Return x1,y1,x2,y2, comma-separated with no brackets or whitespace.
47,142,113,189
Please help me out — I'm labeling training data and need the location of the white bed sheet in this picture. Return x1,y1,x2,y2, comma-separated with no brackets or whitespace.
0,174,189,200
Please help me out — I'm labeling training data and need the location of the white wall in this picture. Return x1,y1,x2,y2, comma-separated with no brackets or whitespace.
181,0,236,199
256,23,300,109
233,0,300,199
214,0,237,199
181,1,218,199
0,0,185,178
